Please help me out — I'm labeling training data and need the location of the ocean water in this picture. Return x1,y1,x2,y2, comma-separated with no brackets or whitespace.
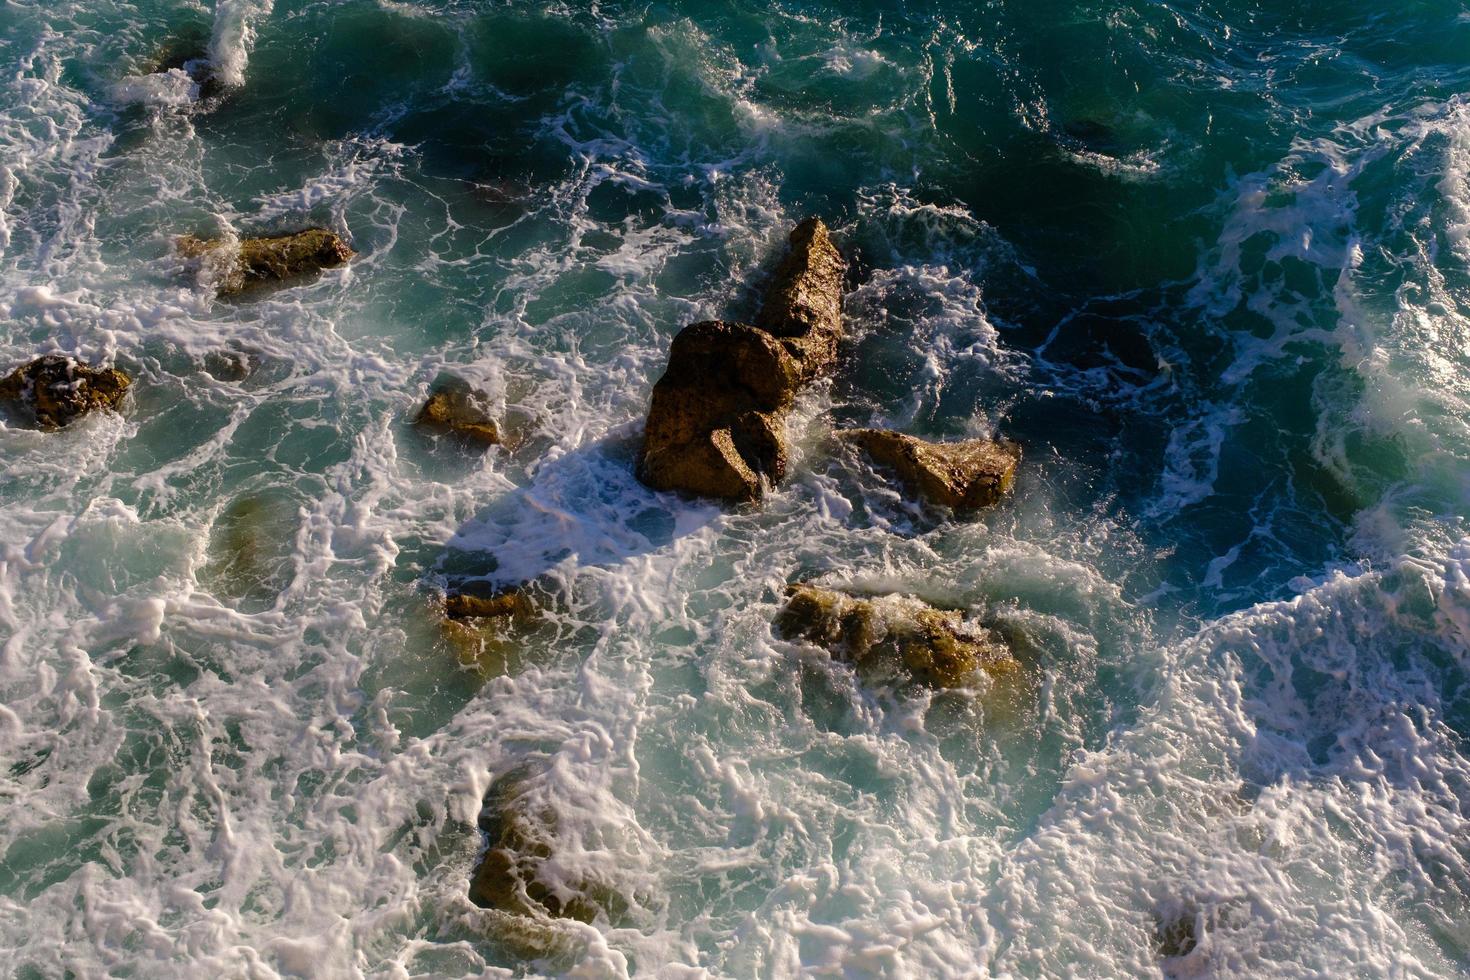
1,0,1469,976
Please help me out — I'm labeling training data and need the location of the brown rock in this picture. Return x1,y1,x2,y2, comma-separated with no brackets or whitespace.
178,228,354,294
469,769,621,925
636,218,845,502
776,583,1017,688
0,355,131,429
839,429,1019,511
444,585,535,622
754,218,846,381
637,320,802,501
416,384,501,448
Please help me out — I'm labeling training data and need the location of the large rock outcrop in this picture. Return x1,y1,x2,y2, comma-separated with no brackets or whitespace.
838,429,1019,512
0,355,132,429
776,583,1017,688
637,218,844,501
753,217,846,382
637,321,802,500
178,228,354,295
416,382,501,448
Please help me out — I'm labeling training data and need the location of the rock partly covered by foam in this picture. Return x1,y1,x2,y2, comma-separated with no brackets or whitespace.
838,429,1019,511
178,228,354,295
637,321,802,501
637,218,844,501
469,769,621,926
416,383,501,447
143,33,221,99
776,583,1016,688
0,355,132,429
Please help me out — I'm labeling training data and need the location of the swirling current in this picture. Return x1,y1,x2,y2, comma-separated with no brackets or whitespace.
2,0,1470,977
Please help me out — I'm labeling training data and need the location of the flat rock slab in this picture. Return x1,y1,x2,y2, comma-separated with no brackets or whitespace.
776,583,1016,688
416,383,501,447
839,428,1019,511
178,228,354,295
0,355,131,429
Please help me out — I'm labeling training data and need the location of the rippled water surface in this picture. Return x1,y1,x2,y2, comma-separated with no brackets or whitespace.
2,1,1470,976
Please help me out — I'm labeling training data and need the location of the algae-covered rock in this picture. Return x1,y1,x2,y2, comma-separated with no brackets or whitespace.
776,583,1017,688
754,217,846,382
637,320,802,501
416,383,501,448
178,228,354,295
839,428,1019,512
0,355,132,429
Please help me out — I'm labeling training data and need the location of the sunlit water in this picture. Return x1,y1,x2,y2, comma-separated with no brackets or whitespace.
1,1,1469,976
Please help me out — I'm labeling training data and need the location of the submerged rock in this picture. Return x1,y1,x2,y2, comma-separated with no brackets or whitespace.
416,383,501,448
776,583,1017,688
177,228,355,295
754,217,846,382
0,355,131,429
637,321,802,501
143,35,221,100
637,218,845,501
838,429,1019,512
205,491,300,610
469,769,623,927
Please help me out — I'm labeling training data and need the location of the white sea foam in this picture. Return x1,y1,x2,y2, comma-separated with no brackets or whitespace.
209,0,275,89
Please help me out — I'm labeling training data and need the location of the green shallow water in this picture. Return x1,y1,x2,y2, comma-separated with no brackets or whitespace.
1,0,1470,976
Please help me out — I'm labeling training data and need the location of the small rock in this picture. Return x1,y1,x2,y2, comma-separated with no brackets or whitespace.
754,217,846,382
416,384,501,448
638,320,801,501
202,349,256,382
177,228,354,295
838,428,1019,511
0,355,131,429
776,583,1017,688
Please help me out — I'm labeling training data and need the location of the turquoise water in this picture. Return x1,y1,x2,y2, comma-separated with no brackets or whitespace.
1,0,1469,976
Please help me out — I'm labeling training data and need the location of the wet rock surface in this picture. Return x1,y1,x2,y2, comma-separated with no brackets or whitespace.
178,228,354,295
637,321,801,501
838,428,1019,511
0,355,132,429
444,584,535,623
753,217,846,382
776,583,1017,688
144,34,222,100
637,218,844,501
416,383,502,448
469,768,623,929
